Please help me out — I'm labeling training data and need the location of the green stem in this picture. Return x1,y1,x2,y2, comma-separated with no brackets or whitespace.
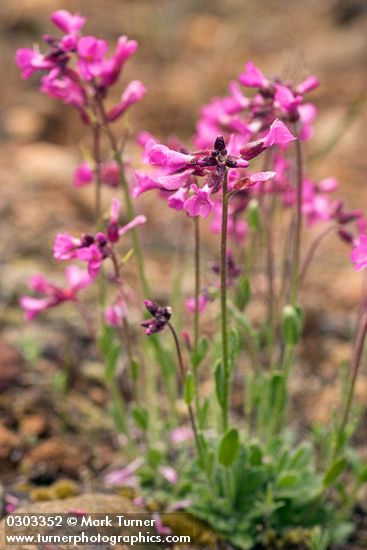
220,171,230,432
334,307,367,455
167,322,203,463
96,96,150,296
290,132,303,305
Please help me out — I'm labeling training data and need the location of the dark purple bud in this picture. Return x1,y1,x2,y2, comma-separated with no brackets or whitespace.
338,210,362,225
194,156,218,168
206,171,222,193
96,232,108,247
225,157,237,168
107,222,119,243
240,140,266,160
214,135,226,152
338,229,354,245
142,300,172,336
81,234,95,247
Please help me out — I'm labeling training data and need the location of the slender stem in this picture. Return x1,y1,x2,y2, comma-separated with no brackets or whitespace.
298,224,335,286
220,170,230,432
335,307,367,454
290,133,303,305
110,249,135,370
194,216,201,352
95,96,150,296
92,121,102,225
167,322,202,459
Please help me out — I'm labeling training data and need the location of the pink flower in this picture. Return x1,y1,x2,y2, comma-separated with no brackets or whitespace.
263,119,296,147
73,162,93,187
159,466,177,484
51,10,86,34
274,84,302,115
167,187,187,211
107,80,146,122
40,70,86,108
77,36,109,80
238,61,268,88
20,266,91,321
351,234,367,271
133,172,163,197
170,426,193,444
100,36,138,87
105,458,143,487
76,243,104,278
15,48,54,80
118,215,147,237
296,75,319,95
101,161,120,187
105,298,127,328
184,184,214,218
149,144,194,172
54,233,82,260
185,294,209,314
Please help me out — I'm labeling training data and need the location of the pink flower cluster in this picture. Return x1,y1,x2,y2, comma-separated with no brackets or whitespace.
15,10,146,124
21,199,146,321
54,199,146,278
133,120,293,220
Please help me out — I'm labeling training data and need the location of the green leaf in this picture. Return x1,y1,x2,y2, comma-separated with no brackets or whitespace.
132,406,149,431
198,398,210,429
277,471,300,489
323,457,347,486
249,443,263,466
215,360,225,409
229,327,240,363
235,275,251,311
148,448,162,467
184,371,195,405
219,427,240,467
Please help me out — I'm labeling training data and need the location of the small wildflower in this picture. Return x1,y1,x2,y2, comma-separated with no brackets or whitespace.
141,300,172,335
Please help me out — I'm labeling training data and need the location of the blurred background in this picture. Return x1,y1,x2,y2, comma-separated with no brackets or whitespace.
0,0,367,493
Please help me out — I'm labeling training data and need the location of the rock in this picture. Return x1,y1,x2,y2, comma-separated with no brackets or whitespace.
0,425,21,460
0,340,24,391
23,437,87,477
19,414,47,439
0,493,136,550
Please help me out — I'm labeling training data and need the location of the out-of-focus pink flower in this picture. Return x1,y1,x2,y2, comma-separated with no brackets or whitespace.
101,161,120,187
166,499,192,512
118,215,147,237
238,61,268,88
274,84,302,115
184,184,214,218
170,426,193,444
20,266,91,320
73,162,93,187
51,10,86,34
40,70,86,108
298,103,318,140
107,80,146,122
100,36,138,87
296,75,319,95
263,119,296,147
153,514,172,536
105,298,127,328
54,233,82,260
352,234,367,271
15,48,54,80
185,294,209,314
159,466,178,484
105,458,143,487
76,36,109,80
76,243,104,278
